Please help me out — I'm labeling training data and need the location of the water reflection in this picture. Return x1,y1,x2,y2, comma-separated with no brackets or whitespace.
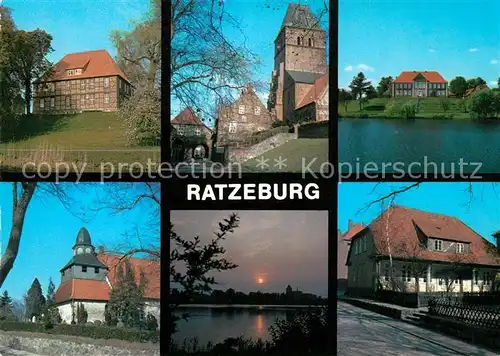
173,305,313,346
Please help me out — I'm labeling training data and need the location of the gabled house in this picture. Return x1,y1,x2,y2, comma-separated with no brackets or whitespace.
391,71,448,97
171,107,213,161
33,50,132,114
347,205,500,297
292,73,329,124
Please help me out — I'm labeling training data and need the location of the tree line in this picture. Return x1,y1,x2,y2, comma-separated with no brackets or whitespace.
170,287,324,306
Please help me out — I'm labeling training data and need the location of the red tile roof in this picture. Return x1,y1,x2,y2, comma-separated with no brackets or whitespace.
171,107,207,126
394,71,447,84
341,223,366,241
54,279,110,304
39,49,129,83
349,205,500,266
54,253,160,304
98,253,160,300
296,74,328,109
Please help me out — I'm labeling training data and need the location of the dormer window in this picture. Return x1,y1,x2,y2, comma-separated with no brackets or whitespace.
82,266,87,273
456,243,464,253
77,247,83,255
434,240,443,251
66,68,82,76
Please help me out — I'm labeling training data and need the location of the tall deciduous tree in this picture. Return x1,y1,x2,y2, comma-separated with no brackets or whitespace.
376,76,393,97
449,76,468,98
338,89,353,112
111,0,161,87
11,29,53,115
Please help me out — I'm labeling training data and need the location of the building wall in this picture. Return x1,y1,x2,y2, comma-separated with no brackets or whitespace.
217,89,274,147
282,28,326,73
392,81,448,97
61,265,108,283
33,75,131,115
57,300,160,326
347,230,376,293
315,87,328,122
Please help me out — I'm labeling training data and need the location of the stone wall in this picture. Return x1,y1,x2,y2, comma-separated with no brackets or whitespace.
0,331,159,356
229,133,296,163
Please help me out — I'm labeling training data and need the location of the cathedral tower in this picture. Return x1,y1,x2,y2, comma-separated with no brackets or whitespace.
268,3,327,122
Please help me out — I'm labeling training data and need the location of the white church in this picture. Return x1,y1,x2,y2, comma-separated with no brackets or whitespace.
54,227,160,324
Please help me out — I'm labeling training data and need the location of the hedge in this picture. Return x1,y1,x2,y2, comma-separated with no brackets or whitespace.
0,321,160,343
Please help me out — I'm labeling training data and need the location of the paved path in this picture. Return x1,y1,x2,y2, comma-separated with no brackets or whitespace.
338,301,497,356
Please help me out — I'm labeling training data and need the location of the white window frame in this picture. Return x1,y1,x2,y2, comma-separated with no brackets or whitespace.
434,240,442,251
238,105,245,114
195,127,201,136
456,243,464,253
229,122,237,133
104,77,109,88
104,94,110,104
254,106,261,115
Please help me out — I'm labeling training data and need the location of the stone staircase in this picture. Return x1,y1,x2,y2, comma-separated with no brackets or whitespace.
403,309,429,324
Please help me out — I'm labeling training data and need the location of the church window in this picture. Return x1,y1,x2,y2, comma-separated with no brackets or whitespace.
229,122,237,133
95,267,99,274
82,266,87,272
308,38,314,47
85,247,91,254
77,247,83,254
297,37,301,45
254,106,261,115
238,105,245,114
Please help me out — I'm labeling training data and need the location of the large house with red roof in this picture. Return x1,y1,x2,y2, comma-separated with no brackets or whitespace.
33,49,132,114
54,227,160,325
391,71,448,98
347,205,500,296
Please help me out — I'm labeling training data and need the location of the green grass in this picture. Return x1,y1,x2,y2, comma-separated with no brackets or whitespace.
339,97,473,119
242,139,328,173
0,112,160,172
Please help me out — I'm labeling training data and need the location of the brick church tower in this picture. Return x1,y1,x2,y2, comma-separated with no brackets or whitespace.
268,3,327,122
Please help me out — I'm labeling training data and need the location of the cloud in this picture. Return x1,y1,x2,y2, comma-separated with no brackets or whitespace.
344,65,353,72
491,59,499,65
357,64,375,72
469,48,479,52
489,81,498,87
428,49,436,53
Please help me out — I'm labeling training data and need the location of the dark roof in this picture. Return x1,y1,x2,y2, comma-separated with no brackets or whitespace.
73,227,92,248
286,70,324,84
60,253,108,271
281,3,322,31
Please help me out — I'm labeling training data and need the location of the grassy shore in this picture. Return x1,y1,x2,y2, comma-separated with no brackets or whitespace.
0,112,160,172
338,97,476,119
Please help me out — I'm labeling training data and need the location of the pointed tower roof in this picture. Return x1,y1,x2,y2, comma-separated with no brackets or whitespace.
73,227,92,248
280,3,322,31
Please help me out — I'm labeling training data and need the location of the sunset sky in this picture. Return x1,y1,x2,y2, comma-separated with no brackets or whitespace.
170,211,328,297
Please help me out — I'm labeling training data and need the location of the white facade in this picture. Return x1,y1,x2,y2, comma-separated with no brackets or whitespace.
57,300,160,325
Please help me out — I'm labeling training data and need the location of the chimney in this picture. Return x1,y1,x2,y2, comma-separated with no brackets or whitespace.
493,231,500,253
348,219,354,230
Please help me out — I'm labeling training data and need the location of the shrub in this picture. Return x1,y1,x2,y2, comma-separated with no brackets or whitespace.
470,91,498,119
145,313,158,331
0,321,159,343
401,102,417,119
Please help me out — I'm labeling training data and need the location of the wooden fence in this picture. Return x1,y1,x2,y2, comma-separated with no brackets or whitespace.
428,298,500,329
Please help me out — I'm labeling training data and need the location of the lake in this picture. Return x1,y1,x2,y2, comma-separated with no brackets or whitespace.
339,118,500,174
172,305,315,346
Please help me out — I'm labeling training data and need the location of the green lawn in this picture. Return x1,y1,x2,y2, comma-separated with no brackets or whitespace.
0,112,160,172
339,97,474,119
241,138,328,173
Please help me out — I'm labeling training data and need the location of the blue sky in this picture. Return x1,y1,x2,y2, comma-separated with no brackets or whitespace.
339,0,500,89
0,183,158,301
6,0,150,62
339,183,500,245
170,0,330,121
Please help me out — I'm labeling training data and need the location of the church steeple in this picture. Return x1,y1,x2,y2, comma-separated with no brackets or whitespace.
72,227,95,256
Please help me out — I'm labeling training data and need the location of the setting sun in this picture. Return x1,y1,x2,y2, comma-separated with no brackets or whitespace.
257,277,264,284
